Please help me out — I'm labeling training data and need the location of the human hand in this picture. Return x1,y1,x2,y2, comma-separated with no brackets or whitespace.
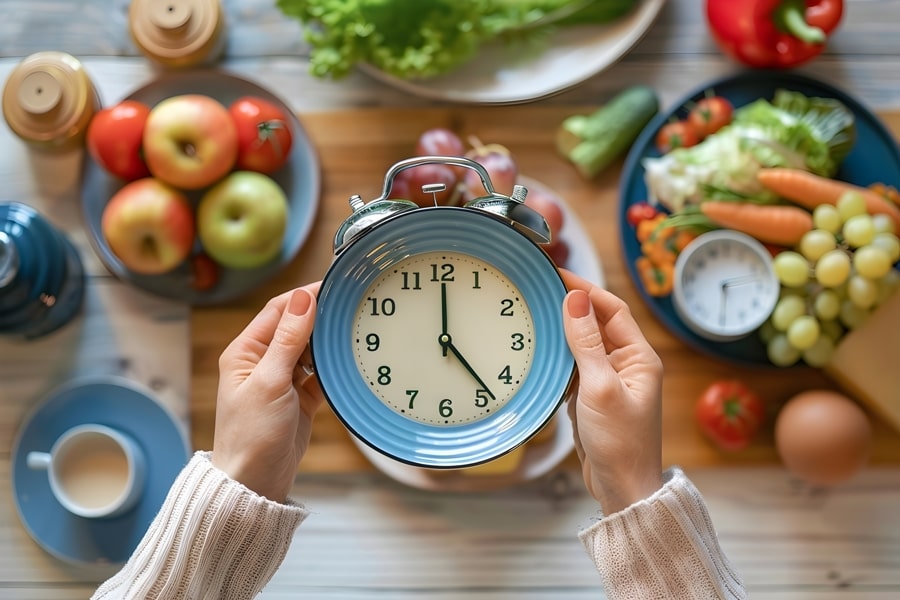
211,282,323,503
560,270,664,514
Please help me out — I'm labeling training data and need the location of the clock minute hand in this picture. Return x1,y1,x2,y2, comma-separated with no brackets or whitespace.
439,333,496,400
440,282,448,357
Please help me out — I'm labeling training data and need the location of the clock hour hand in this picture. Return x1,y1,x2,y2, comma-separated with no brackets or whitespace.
438,333,496,400
718,274,760,326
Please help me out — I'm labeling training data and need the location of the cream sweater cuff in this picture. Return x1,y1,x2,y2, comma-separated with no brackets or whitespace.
92,451,308,600
579,467,746,600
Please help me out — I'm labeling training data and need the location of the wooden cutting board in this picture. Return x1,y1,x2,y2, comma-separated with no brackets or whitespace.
190,106,900,474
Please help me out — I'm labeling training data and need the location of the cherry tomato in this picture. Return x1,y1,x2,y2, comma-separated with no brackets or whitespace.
229,96,293,174
86,100,151,181
695,380,766,452
687,96,734,138
189,253,220,291
655,120,700,154
625,202,659,228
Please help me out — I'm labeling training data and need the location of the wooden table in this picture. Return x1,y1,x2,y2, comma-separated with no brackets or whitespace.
1,1,899,597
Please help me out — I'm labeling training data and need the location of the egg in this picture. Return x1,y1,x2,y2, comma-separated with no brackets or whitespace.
775,390,873,486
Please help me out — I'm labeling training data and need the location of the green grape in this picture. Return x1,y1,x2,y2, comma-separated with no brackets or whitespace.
802,334,835,367
876,270,900,305
837,191,867,221
847,274,879,309
798,229,836,262
819,318,845,342
773,251,810,287
813,288,841,320
758,319,778,344
872,213,896,234
815,249,852,287
813,204,842,234
771,295,807,331
842,214,877,247
767,333,801,367
871,232,900,263
853,245,892,279
839,298,869,329
787,315,820,350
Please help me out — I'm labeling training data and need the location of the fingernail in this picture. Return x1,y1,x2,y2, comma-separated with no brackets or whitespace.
567,290,591,318
288,289,312,316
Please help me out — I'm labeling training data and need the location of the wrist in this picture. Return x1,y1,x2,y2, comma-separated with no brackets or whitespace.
592,469,663,515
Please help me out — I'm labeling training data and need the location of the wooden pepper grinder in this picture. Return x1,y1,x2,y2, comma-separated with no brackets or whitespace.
129,0,227,68
1,51,100,153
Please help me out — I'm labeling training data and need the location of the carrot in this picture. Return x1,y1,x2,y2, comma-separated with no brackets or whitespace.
699,201,813,247
757,167,900,231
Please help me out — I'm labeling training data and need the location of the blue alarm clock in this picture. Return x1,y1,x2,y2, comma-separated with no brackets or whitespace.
311,156,575,469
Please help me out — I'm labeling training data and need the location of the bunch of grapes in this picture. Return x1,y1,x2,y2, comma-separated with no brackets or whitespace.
763,192,900,367
391,128,569,266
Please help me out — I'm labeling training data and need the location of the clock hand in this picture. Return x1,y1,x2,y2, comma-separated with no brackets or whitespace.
440,282,448,357
438,333,496,400
721,274,760,288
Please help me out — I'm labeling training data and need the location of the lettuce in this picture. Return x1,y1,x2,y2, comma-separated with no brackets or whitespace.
644,90,856,213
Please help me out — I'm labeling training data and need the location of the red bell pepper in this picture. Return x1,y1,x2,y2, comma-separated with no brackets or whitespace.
706,0,843,69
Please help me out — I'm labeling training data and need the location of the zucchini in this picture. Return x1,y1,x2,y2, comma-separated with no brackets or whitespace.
557,85,659,178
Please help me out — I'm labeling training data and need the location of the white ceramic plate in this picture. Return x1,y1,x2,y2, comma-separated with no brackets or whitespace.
358,0,666,104
352,177,603,491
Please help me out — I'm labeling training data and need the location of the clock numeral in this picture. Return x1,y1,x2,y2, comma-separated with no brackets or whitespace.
498,365,513,385
430,263,455,282
377,365,392,385
367,297,396,316
510,333,525,351
406,389,418,410
400,271,421,290
365,333,380,351
472,271,481,289
499,298,515,317
475,389,490,408
439,398,453,418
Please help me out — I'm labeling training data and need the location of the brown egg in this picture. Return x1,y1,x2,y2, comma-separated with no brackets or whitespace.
775,390,873,486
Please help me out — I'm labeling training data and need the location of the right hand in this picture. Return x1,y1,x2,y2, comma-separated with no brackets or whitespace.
560,270,664,514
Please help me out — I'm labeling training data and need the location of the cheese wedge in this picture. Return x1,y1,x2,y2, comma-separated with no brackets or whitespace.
824,289,900,432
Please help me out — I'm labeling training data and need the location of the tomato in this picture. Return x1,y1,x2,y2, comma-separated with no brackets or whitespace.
687,96,734,138
229,96,293,174
695,380,765,451
626,202,659,227
189,253,220,291
655,120,700,154
86,100,151,181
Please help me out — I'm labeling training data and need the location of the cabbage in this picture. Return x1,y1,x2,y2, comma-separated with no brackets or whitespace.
644,90,856,213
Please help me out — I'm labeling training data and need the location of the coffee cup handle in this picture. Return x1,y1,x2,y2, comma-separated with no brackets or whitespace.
26,451,51,470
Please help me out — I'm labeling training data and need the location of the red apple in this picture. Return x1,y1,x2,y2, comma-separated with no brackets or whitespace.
142,94,238,190
197,171,289,269
101,177,195,275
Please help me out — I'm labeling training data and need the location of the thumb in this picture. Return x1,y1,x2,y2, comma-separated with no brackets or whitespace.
259,287,316,380
562,290,614,387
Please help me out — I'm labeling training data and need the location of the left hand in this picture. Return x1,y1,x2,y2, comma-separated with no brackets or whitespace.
211,282,323,503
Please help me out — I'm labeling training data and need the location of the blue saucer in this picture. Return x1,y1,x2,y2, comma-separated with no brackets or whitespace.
10,375,191,567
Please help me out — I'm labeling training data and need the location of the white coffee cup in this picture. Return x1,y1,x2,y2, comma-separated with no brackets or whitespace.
26,424,146,519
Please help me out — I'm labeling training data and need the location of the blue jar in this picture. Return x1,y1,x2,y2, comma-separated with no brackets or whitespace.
0,202,85,339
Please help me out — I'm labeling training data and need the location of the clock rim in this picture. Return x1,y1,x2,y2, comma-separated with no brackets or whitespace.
672,229,779,342
311,206,576,469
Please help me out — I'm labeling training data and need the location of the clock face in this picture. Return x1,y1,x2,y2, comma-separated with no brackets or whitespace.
353,251,535,425
673,230,779,341
312,206,575,468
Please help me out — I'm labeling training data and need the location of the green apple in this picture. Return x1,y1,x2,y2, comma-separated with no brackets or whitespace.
197,171,289,269
101,177,195,275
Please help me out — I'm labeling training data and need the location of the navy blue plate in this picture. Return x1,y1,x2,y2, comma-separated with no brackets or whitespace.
619,71,900,367
11,376,191,567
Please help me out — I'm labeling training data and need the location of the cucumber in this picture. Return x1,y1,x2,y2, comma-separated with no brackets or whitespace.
557,85,659,178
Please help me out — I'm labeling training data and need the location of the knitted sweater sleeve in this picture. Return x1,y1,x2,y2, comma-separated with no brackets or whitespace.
92,451,308,600
579,467,746,600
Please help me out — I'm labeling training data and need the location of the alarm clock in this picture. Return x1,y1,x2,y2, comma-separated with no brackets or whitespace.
672,229,780,342
311,156,576,469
